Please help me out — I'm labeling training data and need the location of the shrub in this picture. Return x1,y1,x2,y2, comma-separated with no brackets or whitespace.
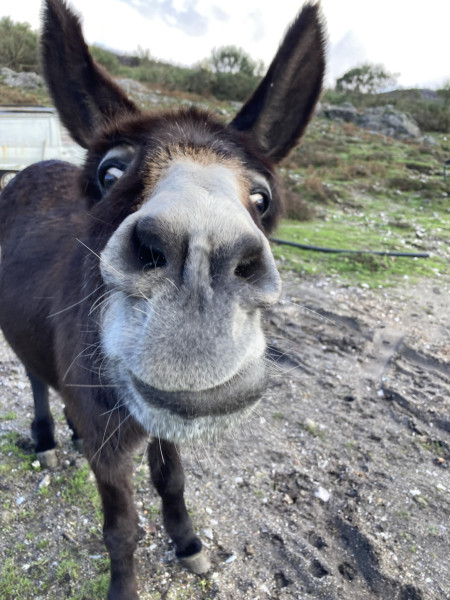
283,189,316,220
304,168,333,203
90,45,121,75
0,17,39,72
211,71,258,101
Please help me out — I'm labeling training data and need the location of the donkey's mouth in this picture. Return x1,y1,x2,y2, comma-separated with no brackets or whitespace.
128,361,266,420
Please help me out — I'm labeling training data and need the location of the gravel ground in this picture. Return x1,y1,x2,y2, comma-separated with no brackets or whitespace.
0,273,449,600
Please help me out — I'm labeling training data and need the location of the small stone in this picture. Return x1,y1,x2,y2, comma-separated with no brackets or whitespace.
234,476,244,485
61,531,77,544
225,554,236,564
422,135,439,146
203,528,214,541
283,493,294,505
304,417,317,429
31,460,41,470
304,417,318,435
38,474,51,489
146,521,157,535
244,544,255,556
413,495,428,507
1,510,14,523
410,489,421,496
16,496,25,505
314,486,331,502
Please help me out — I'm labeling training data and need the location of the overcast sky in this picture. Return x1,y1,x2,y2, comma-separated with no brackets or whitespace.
3,0,450,89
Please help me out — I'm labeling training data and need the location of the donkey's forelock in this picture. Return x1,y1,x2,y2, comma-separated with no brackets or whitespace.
81,107,283,234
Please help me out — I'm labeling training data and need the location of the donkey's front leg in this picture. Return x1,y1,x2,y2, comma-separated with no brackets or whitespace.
148,439,210,574
91,457,140,600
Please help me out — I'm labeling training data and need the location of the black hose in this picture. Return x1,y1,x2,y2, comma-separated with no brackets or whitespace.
270,238,430,258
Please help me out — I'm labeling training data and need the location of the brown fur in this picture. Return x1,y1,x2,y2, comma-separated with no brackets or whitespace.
0,1,325,598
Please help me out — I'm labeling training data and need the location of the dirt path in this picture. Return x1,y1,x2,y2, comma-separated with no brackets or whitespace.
0,274,449,600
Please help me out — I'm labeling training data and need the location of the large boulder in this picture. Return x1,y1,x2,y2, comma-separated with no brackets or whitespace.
115,77,151,96
357,105,421,139
0,67,44,90
320,101,357,122
320,101,421,140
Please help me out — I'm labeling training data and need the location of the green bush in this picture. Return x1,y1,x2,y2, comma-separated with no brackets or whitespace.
90,45,121,75
184,68,215,96
212,71,258,101
118,59,258,102
0,17,39,72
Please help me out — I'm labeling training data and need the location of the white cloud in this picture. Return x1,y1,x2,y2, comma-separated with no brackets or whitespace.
3,0,450,88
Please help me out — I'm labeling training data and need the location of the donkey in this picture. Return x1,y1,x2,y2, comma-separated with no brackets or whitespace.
0,0,325,597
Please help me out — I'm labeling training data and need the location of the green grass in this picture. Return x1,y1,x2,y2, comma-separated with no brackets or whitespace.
1,533,110,599
69,571,110,600
0,81,51,106
0,559,34,599
274,117,449,288
56,555,81,583
0,411,17,421
0,431,35,473
62,462,102,521
272,214,447,288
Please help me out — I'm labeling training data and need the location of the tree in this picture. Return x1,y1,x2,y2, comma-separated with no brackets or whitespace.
209,45,263,77
0,17,39,72
336,63,398,95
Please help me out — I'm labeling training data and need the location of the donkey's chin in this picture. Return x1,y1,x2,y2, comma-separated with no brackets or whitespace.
120,360,266,442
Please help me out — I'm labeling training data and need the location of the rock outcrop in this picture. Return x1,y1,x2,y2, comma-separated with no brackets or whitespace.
0,67,44,90
319,101,422,140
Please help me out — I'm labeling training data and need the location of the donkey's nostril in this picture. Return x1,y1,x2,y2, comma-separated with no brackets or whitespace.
231,235,281,306
133,220,167,271
138,244,167,270
234,255,261,281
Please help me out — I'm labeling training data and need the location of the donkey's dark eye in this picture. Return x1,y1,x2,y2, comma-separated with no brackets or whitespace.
97,144,136,195
102,166,124,190
250,190,270,215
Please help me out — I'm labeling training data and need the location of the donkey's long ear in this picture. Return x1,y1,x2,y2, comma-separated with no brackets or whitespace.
230,3,325,163
41,0,139,148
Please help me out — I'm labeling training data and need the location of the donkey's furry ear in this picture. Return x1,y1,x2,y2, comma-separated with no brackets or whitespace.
42,0,139,148
230,3,325,163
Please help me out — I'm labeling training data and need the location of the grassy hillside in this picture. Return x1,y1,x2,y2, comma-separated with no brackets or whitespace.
275,119,449,287
1,79,448,288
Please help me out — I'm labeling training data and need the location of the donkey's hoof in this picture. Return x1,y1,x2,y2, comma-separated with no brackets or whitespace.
179,548,211,575
73,438,84,453
36,448,58,468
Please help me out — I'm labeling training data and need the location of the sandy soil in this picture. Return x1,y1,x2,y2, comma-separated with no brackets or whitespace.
0,273,449,600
